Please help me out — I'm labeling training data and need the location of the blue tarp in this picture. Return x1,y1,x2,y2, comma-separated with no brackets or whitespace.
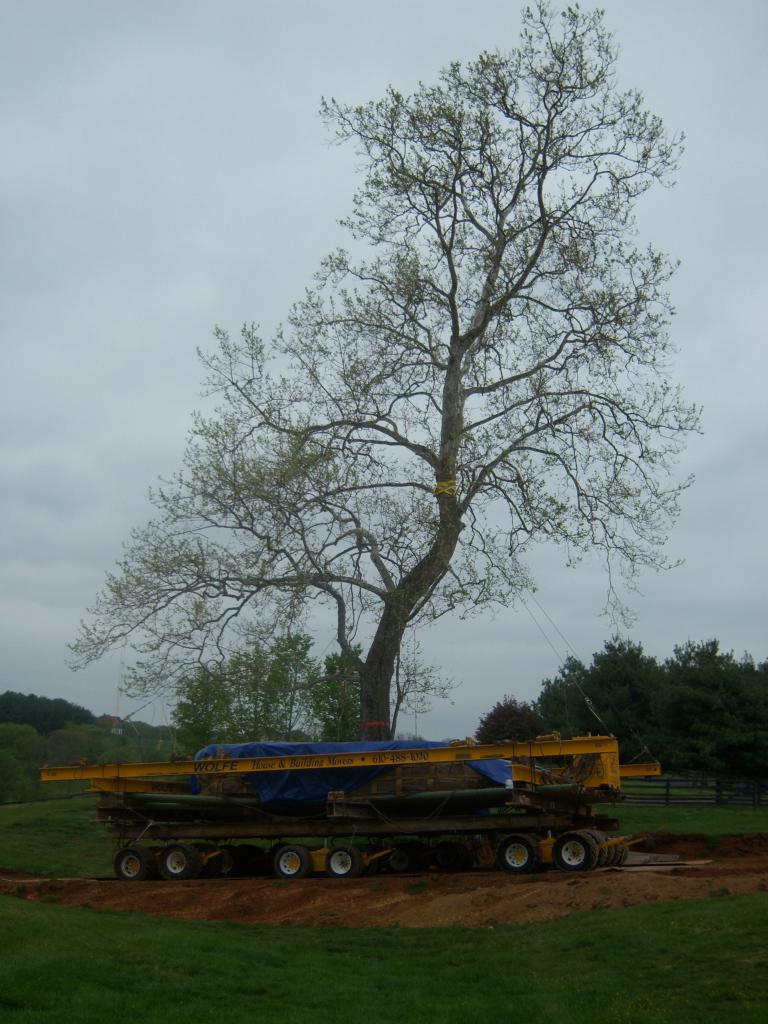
193,740,510,808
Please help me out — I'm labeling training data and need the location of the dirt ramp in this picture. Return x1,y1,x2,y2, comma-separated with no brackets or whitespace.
4,838,768,928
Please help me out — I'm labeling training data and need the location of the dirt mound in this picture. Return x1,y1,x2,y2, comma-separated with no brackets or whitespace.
640,831,768,859
3,835,768,928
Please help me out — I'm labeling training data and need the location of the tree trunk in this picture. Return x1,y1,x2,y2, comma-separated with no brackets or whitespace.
357,332,466,740
359,502,463,740
359,657,396,740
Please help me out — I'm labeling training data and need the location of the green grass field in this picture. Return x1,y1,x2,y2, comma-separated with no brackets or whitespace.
1,795,766,878
1,892,766,1023
2,797,766,1021
0,797,114,877
595,802,768,836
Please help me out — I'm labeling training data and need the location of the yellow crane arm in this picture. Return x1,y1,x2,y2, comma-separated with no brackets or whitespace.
40,735,626,784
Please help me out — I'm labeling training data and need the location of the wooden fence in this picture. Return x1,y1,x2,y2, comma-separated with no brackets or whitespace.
621,774,766,808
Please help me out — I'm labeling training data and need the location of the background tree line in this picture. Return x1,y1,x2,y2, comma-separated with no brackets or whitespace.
7,634,764,803
0,631,450,802
0,692,172,803
476,639,768,780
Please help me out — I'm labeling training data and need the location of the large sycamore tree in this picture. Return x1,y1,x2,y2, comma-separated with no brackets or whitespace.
72,4,698,739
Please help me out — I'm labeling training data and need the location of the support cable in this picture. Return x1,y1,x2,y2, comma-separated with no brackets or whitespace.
521,596,611,734
524,592,658,762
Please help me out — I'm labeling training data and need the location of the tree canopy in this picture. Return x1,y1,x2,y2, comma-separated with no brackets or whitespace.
0,698,173,803
535,638,768,778
71,3,697,737
0,691,95,735
170,634,453,749
171,636,318,751
475,696,544,744
308,650,361,743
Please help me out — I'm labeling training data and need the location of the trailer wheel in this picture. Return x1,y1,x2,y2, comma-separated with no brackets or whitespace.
215,847,236,876
496,835,539,874
273,845,311,879
552,831,599,872
114,846,156,881
603,840,621,867
584,830,609,867
610,843,626,866
158,844,203,881
224,844,268,877
326,846,364,879
387,846,416,873
434,841,471,872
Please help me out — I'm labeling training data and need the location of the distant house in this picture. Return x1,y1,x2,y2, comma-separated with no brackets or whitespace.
97,714,124,736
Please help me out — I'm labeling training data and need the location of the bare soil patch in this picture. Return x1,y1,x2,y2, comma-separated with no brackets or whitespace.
3,834,767,928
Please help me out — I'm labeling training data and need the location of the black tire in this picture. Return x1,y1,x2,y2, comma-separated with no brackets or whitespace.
247,846,269,875
584,830,609,867
158,843,203,881
387,846,418,873
433,841,471,872
603,840,621,867
273,845,311,879
412,843,433,871
325,846,364,879
216,846,236,876
496,834,539,874
222,844,267,877
114,846,156,881
552,831,599,872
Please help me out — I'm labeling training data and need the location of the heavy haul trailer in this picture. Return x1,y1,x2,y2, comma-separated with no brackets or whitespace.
40,735,659,881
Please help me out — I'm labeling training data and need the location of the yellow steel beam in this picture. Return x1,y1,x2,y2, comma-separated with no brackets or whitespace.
618,762,662,778
40,735,620,784
89,778,190,795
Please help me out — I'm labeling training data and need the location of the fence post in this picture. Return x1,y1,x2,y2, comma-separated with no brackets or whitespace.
715,779,722,805
665,778,671,806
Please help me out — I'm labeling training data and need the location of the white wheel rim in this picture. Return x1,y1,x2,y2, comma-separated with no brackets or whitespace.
121,854,141,878
560,840,586,867
166,850,187,875
278,851,301,875
330,851,352,874
504,843,529,868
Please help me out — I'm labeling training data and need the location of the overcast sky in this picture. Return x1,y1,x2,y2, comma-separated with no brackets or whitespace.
1,0,766,739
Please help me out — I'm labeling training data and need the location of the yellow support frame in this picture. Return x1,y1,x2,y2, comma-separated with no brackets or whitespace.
37,735,653,796
40,735,618,780
618,761,662,778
